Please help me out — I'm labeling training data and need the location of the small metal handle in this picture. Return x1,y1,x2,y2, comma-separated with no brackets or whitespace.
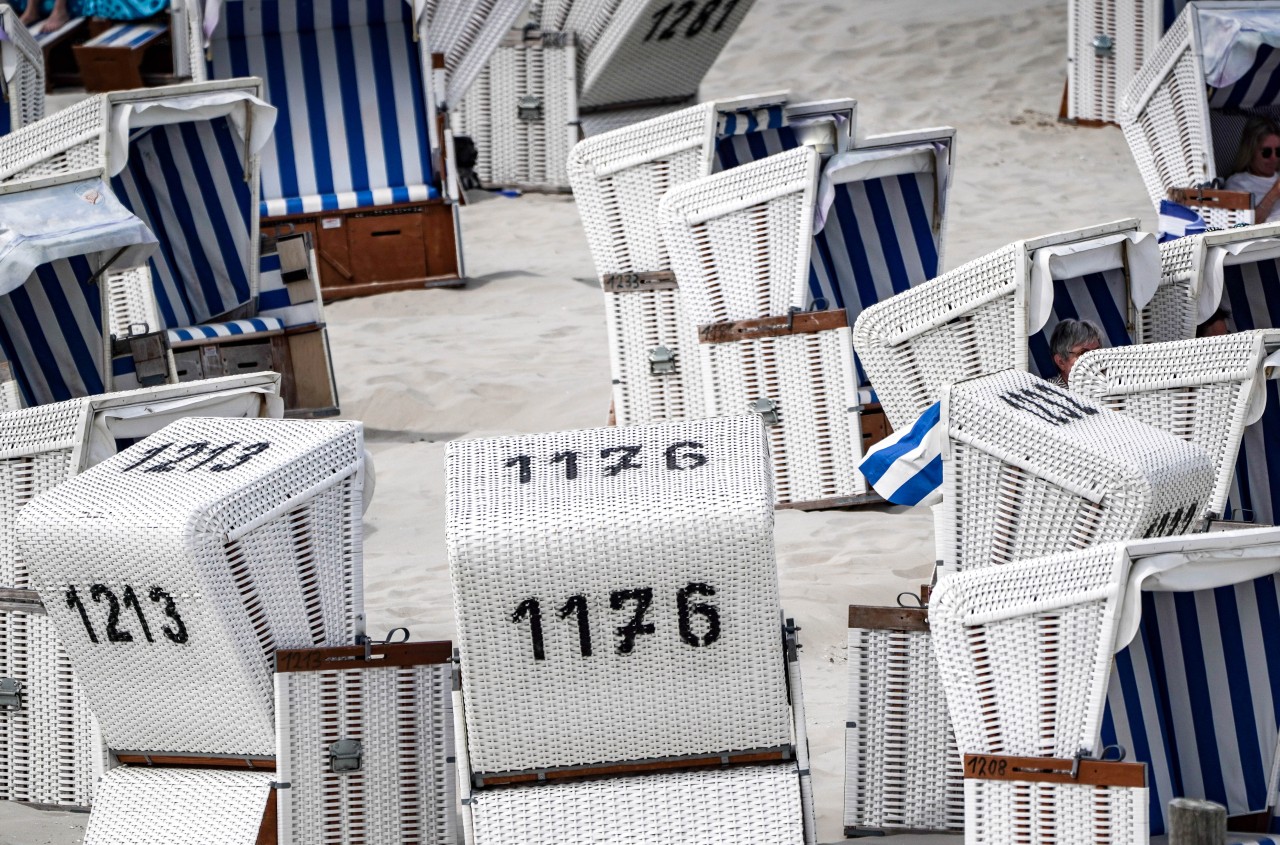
517,95,543,122
1091,33,1114,57
329,738,363,774
0,677,22,711
751,397,781,426
648,346,677,375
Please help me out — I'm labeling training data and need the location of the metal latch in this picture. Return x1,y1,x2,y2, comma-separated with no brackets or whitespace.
127,331,171,387
518,95,543,122
751,398,781,426
0,677,22,711
1091,34,1114,57
329,739,363,773
648,346,676,375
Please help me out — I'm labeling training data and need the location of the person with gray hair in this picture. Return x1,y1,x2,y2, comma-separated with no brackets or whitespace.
1048,318,1102,387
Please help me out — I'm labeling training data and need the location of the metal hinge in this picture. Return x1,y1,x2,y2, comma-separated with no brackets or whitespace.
329,739,363,774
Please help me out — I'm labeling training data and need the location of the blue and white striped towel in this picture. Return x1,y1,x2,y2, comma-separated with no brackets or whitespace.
1158,199,1208,243
858,401,943,506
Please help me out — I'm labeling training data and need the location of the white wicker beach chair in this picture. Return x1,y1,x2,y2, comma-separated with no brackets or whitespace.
84,767,277,845
14,416,364,758
568,93,857,426
446,416,814,845
659,129,955,506
191,0,470,298
844,592,964,837
274,640,457,845
1070,330,1279,520
853,219,1167,430
453,0,759,191
931,527,1280,842
938,369,1215,572
0,375,280,809
1120,2,1280,226
0,5,45,137
0,80,340,417
1065,0,1181,125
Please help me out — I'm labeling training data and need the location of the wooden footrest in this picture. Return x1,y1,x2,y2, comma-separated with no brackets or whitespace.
74,21,168,92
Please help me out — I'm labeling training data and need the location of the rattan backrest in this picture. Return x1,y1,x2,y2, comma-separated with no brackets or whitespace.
661,145,820,326
446,416,790,775
1070,331,1273,517
14,417,364,756
428,0,528,108
939,369,1216,571
0,6,44,135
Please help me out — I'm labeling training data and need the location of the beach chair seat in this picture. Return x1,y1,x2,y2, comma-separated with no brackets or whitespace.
453,0,758,191
568,93,857,427
73,21,170,92
844,591,964,837
0,6,45,136
447,416,814,844
15,416,365,757
0,375,280,808
939,369,1214,572
932,528,1280,842
274,640,457,845
853,219,1169,431
203,0,465,299
1121,3,1280,227
1070,330,1277,519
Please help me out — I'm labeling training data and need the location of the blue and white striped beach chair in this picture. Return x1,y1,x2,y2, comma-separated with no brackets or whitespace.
853,219,1167,431
196,0,468,298
0,79,338,415
1122,2,1280,228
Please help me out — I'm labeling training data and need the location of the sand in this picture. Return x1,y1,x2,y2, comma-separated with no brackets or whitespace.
0,0,1160,842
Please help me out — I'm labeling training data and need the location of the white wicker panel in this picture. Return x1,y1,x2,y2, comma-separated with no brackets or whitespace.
0,5,46,131
579,102,694,137
469,764,804,845
447,416,789,773
0,96,105,185
964,777,1148,844
661,146,819,326
1070,331,1269,520
105,266,163,339
576,0,759,111
430,0,529,108
1067,0,1159,124
275,647,456,845
453,63,495,185
844,624,963,834
940,370,1215,572
0,605,105,808
700,326,862,505
0,376,22,414
605,287,708,424
83,767,275,845
15,417,365,756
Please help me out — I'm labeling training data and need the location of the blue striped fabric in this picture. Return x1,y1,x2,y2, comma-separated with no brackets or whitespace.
167,317,283,343
1028,268,1132,379
715,105,786,138
0,256,104,407
1209,42,1280,109
713,126,800,172
110,117,254,329
84,22,166,47
1103,576,1280,835
208,0,439,217
1221,258,1280,526
857,401,942,505
1164,0,1186,32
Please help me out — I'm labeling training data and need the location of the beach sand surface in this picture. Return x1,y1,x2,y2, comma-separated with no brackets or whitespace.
1,0,1155,841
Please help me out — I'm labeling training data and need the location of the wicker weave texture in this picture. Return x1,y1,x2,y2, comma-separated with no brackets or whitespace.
568,103,715,425
576,0,757,111
940,370,1215,571
1070,331,1267,518
0,95,103,185
852,243,1021,430
0,606,104,807
661,146,818,325
700,326,862,504
83,767,275,845
930,544,1127,759
447,416,789,773
844,625,963,834
469,765,803,845
431,0,529,108
16,417,365,756
276,658,456,844
963,777,1148,844
0,5,45,131
1067,0,1156,124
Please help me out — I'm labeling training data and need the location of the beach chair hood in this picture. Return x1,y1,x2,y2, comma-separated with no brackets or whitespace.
1025,228,1160,334
0,176,156,297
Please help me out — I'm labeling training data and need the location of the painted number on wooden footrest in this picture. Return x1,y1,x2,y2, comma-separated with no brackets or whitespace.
504,441,707,484
513,583,721,660
64,584,188,645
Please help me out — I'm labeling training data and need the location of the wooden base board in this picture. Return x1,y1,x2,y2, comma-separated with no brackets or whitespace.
776,491,884,511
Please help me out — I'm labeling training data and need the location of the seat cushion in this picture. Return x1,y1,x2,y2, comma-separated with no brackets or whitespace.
167,317,284,346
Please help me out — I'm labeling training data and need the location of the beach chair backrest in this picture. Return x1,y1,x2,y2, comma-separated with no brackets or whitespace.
209,0,440,217
1070,332,1274,519
939,369,1215,572
427,0,528,108
0,6,45,137
83,768,276,845
446,417,789,776
572,0,758,113
15,417,364,756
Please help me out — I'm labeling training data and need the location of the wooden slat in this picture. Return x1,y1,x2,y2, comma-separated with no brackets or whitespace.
600,271,678,293
275,641,453,674
1168,187,1252,211
113,753,276,769
699,309,849,344
963,754,1146,788
475,747,792,787
847,605,929,632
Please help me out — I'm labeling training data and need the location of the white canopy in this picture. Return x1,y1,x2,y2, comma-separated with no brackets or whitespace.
1026,231,1160,334
107,89,277,177
1199,8,1280,88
